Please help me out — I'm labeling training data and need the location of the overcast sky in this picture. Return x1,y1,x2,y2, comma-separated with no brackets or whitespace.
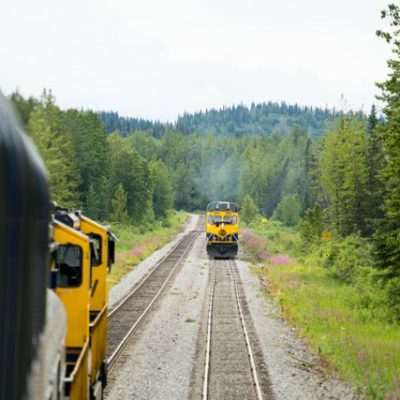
0,0,392,121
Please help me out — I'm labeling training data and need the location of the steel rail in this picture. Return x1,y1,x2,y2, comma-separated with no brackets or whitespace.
107,230,198,368
109,233,188,319
109,215,204,319
229,259,263,400
202,259,263,400
202,260,215,400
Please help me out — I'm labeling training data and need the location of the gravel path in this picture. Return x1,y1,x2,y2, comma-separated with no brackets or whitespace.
105,220,208,400
236,259,359,400
108,214,199,309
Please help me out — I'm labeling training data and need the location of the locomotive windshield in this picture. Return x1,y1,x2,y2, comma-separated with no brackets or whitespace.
223,215,238,224
208,215,223,224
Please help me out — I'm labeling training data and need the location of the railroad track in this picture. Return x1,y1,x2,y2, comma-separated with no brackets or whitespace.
107,225,201,368
202,259,263,400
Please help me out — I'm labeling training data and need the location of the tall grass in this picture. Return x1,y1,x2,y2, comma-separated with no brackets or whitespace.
241,222,400,399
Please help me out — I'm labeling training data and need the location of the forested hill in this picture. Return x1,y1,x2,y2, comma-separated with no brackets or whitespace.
175,102,339,136
97,102,354,137
97,111,169,137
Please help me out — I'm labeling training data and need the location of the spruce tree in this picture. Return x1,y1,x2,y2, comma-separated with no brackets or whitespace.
365,105,384,233
149,160,174,220
85,184,100,220
317,117,369,236
274,194,301,226
374,4,400,320
111,184,130,224
28,90,80,206
241,195,259,224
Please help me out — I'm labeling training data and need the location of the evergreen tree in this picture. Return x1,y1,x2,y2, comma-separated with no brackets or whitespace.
108,133,153,224
317,117,369,236
111,184,130,224
374,4,400,320
273,194,301,226
28,90,80,206
149,160,174,220
299,204,324,245
85,184,101,220
365,104,384,232
8,90,39,128
241,195,259,224
63,109,110,208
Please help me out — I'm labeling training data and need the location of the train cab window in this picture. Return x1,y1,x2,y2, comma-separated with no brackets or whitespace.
89,234,102,266
55,245,83,288
208,216,223,224
223,215,237,224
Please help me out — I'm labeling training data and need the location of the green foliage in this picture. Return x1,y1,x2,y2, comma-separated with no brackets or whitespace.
299,204,324,246
241,194,259,224
273,194,301,226
373,4,400,321
149,160,173,220
324,235,373,283
28,90,80,206
85,184,101,220
108,211,187,287
248,224,400,399
8,90,39,127
111,183,130,224
108,133,154,224
175,102,340,137
98,102,341,138
317,117,369,236
63,109,110,213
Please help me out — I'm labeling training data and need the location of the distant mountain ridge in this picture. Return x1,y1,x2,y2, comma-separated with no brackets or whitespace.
98,101,363,137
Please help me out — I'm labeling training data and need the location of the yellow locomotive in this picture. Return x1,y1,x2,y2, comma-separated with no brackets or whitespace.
206,201,239,258
50,205,116,399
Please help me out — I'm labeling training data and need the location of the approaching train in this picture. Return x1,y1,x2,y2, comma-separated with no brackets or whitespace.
206,201,239,258
0,93,116,400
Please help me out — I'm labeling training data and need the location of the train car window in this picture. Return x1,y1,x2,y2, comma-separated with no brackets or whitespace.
108,239,115,270
88,234,102,266
107,230,118,270
55,245,83,288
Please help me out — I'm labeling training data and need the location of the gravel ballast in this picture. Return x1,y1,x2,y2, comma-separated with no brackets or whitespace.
105,218,208,400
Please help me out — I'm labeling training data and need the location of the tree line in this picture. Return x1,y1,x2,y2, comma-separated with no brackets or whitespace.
97,101,354,138
9,90,173,225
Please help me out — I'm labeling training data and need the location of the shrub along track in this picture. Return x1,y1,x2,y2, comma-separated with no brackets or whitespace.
191,258,275,400
107,218,203,369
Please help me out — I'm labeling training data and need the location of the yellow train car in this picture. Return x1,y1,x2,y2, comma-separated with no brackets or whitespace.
206,201,239,258
51,206,116,400
51,216,91,400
